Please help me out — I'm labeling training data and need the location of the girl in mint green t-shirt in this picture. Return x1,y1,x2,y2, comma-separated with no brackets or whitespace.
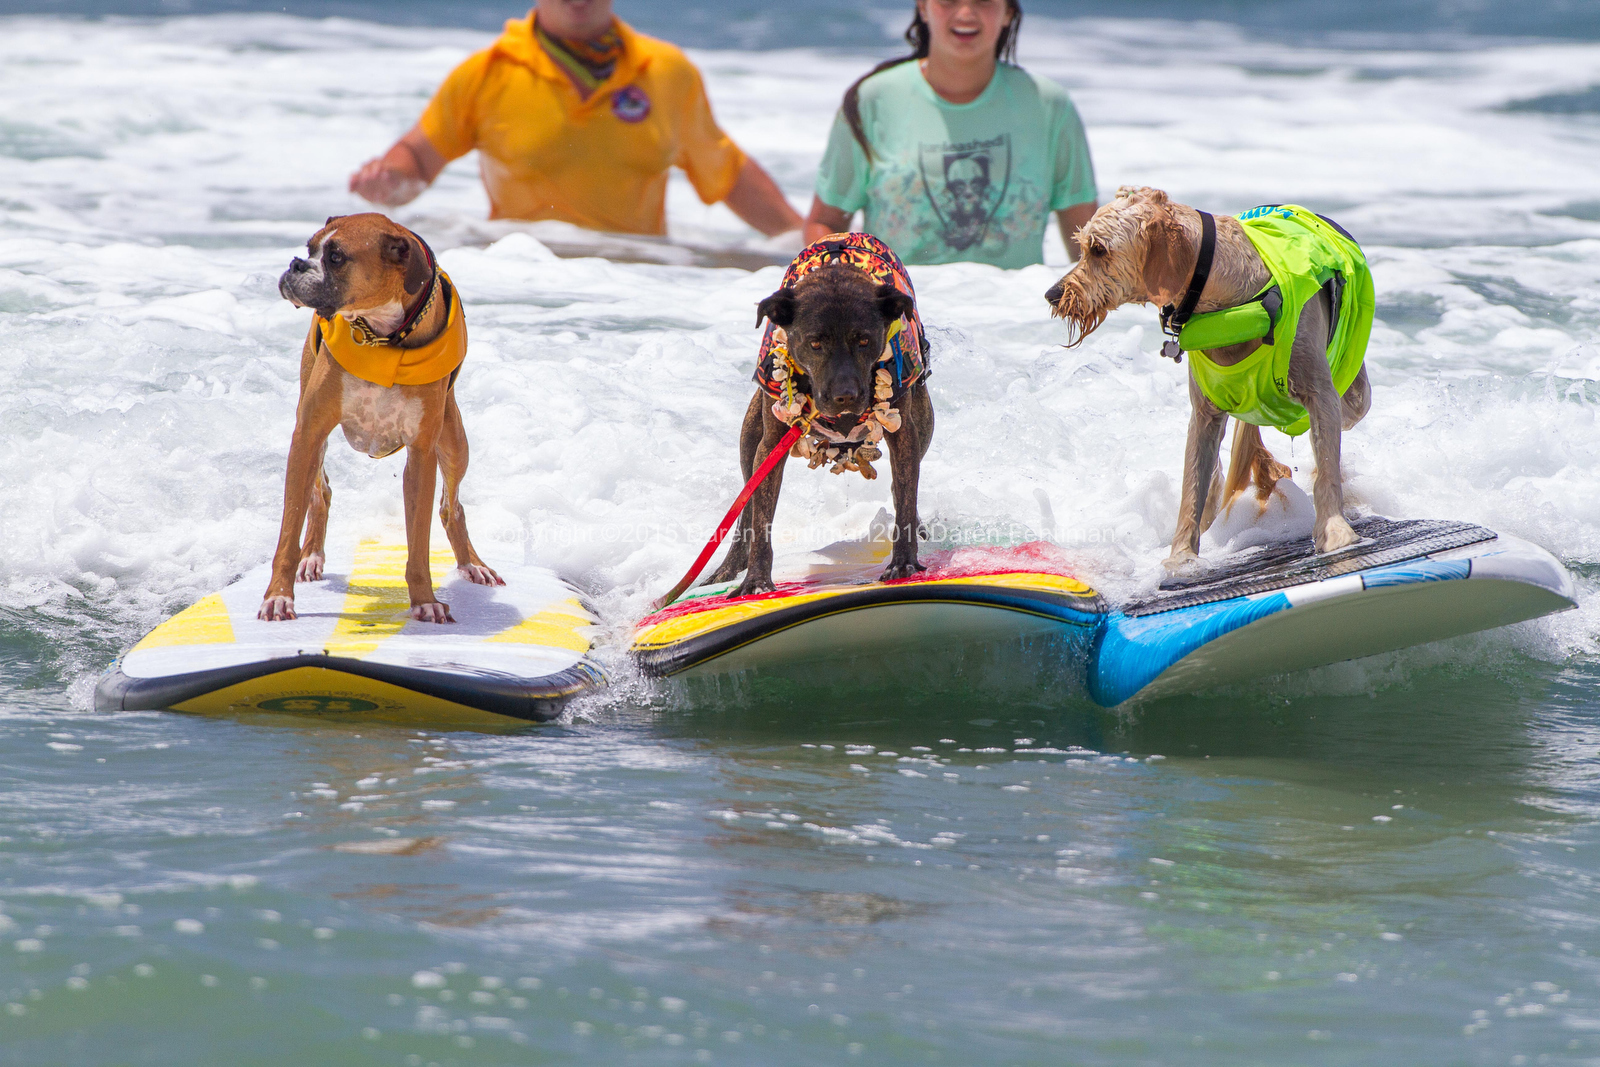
805,0,1098,270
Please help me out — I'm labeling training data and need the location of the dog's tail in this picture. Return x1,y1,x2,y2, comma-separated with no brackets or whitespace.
1223,421,1292,507
1200,421,1293,533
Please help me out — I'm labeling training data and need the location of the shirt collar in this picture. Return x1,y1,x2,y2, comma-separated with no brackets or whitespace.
496,10,650,101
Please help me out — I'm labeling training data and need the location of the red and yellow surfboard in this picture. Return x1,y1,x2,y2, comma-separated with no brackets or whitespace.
631,541,1105,678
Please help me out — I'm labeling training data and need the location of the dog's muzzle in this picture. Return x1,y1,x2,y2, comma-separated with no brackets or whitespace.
279,258,317,306
1044,282,1065,308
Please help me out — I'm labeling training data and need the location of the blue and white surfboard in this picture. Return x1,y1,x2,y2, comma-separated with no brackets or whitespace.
1089,518,1575,704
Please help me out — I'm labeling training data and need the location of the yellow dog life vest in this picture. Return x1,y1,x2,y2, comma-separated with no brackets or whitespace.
316,273,467,388
1185,205,1374,437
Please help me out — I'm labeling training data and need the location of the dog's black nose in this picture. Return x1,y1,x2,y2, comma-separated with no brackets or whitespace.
290,257,311,274
1044,282,1065,306
831,388,860,410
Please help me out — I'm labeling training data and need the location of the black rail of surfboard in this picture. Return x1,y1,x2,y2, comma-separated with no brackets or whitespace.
634,581,1106,678
1125,517,1498,617
94,654,603,723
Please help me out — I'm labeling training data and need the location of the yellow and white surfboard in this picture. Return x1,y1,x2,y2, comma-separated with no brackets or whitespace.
96,540,604,726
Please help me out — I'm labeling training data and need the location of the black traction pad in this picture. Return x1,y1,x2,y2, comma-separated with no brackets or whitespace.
1124,517,1498,618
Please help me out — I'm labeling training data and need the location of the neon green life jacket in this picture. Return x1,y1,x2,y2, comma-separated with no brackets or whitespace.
1182,204,1375,437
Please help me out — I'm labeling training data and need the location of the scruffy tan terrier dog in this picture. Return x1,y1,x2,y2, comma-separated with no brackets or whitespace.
1045,186,1373,570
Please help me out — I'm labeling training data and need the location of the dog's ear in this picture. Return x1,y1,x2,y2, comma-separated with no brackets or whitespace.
382,233,433,296
756,287,797,328
1139,203,1193,305
874,283,915,325
325,215,345,227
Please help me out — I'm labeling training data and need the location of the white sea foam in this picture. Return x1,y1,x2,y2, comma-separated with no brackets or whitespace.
0,14,1596,697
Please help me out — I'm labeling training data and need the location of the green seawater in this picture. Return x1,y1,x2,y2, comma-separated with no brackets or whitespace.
4,655,1598,1065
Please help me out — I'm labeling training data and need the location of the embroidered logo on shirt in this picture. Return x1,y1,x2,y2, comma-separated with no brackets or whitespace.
918,134,1012,252
611,85,652,123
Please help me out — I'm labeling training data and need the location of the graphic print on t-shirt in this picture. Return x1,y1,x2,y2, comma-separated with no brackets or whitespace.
918,134,1011,251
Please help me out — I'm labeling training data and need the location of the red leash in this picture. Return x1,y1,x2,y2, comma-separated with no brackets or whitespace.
653,422,806,611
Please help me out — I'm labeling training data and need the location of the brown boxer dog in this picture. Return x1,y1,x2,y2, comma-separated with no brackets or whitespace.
262,212,502,623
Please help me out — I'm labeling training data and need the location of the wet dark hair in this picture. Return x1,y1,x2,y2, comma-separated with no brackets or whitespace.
842,2,1022,163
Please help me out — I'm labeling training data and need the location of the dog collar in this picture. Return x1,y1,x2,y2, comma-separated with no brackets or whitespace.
318,271,467,389
351,233,442,348
1158,210,1216,363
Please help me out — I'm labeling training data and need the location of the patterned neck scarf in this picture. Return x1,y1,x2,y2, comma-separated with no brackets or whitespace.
534,18,625,98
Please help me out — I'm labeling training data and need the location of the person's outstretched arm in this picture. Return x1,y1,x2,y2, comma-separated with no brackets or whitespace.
349,126,448,208
722,158,802,237
1056,201,1098,262
802,197,852,244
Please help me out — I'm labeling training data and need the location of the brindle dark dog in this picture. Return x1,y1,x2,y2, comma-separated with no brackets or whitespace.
708,264,935,597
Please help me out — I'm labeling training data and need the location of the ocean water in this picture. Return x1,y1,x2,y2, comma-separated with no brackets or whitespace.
13,0,1600,46
3,8,1600,1066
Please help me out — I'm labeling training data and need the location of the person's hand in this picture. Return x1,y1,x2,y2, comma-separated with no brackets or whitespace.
803,197,853,244
349,157,426,208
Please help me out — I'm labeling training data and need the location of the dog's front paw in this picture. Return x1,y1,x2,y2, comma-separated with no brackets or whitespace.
258,596,296,622
1162,549,1201,574
459,563,505,587
296,553,325,582
410,601,456,624
732,574,776,598
1315,516,1359,554
879,559,926,582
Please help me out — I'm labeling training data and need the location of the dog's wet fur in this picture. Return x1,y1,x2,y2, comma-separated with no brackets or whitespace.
708,264,935,596
1045,186,1371,568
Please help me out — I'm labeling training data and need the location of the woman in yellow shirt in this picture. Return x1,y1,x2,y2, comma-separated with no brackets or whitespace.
350,0,800,238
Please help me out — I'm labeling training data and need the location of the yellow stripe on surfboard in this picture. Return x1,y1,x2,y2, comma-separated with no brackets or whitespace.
131,593,235,651
486,597,592,652
633,571,1099,650
324,541,458,660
